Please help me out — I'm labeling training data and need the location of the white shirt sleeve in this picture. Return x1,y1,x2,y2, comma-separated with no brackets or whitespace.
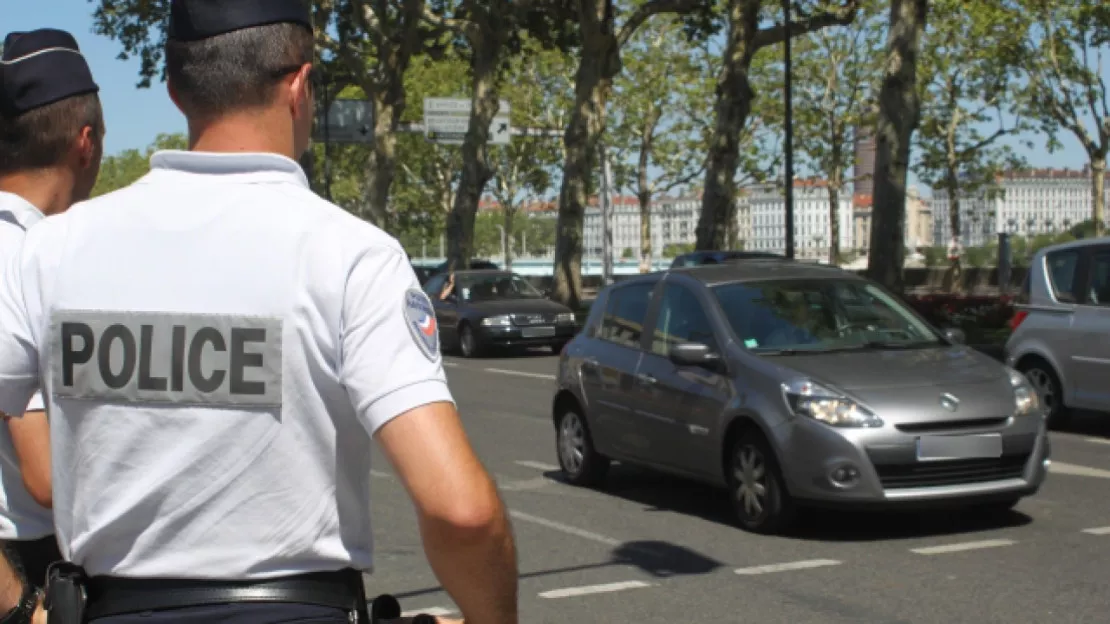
340,245,454,436
24,391,44,412
0,238,41,417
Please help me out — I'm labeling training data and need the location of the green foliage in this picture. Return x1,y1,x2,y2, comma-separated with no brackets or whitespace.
91,133,188,197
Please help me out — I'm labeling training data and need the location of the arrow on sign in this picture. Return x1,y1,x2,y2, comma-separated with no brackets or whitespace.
497,122,508,135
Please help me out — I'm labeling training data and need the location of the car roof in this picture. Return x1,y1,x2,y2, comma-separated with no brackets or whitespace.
454,269,514,277
1029,235,1110,260
666,258,862,286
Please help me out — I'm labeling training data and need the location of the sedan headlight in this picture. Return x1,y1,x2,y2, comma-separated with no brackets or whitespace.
1007,368,1041,417
555,312,575,324
781,379,884,428
480,315,511,327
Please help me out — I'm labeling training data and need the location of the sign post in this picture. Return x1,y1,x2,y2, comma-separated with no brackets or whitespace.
423,98,511,145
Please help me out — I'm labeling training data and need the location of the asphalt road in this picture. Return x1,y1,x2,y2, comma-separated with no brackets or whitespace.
368,349,1110,623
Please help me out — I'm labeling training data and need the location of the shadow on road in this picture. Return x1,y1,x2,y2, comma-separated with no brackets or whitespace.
1052,409,1110,440
551,464,1033,543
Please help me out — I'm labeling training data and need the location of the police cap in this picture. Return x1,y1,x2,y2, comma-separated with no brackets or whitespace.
168,0,313,42
0,29,98,117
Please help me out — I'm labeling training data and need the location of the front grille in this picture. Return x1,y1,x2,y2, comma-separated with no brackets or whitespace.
875,454,1030,489
511,313,555,326
895,417,1010,434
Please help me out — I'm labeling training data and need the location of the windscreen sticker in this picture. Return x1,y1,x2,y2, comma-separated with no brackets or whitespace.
744,338,759,348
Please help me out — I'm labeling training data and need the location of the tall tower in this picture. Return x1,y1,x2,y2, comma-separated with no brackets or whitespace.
853,128,876,197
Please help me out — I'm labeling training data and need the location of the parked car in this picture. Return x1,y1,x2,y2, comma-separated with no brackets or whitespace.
422,269,577,357
1006,237,1110,426
670,250,783,268
552,260,1049,534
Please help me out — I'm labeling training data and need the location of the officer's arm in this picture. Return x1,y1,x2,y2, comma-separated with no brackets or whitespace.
0,236,43,422
8,399,51,508
342,246,518,624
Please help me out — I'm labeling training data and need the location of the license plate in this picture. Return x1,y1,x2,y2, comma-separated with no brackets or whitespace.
522,326,555,338
916,434,1003,461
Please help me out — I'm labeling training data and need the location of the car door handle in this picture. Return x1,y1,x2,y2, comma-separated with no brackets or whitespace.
581,358,598,370
636,373,657,385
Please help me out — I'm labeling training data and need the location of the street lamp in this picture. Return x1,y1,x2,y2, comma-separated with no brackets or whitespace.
782,0,795,260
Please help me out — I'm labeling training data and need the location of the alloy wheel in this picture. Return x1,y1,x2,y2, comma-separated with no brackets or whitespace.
1024,367,1058,416
558,411,586,475
733,444,768,521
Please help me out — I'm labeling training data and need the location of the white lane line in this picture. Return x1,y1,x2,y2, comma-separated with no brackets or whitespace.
1084,437,1110,445
369,469,392,479
1049,461,1110,479
1081,526,1110,535
484,368,557,380
734,559,841,575
539,580,652,599
509,510,621,546
515,460,559,471
401,607,456,617
910,539,1016,555
442,361,459,367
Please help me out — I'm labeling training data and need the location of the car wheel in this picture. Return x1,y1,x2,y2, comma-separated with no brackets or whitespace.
728,430,795,534
458,324,483,358
555,407,609,487
1019,359,1068,427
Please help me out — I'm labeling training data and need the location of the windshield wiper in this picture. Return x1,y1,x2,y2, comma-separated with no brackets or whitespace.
851,340,941,350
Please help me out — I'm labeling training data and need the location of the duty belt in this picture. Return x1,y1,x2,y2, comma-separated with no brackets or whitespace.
80,568,368,620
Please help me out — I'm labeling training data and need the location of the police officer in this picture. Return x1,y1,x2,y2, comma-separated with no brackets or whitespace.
0,2,518,623
0,27,104,610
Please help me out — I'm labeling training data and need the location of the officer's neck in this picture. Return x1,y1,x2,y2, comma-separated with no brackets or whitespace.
0,169,76,216
188,109,296,160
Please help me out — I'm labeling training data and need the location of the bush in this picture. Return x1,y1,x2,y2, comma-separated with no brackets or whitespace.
902,293,1015,344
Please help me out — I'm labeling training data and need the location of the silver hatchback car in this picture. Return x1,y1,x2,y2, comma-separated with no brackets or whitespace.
1006,237,1110,426
551,261,1050,534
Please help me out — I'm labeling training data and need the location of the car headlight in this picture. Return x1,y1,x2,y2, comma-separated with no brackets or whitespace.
781,379,884,428
480,315,511,327
1007,368,1041,417
556,312,575,324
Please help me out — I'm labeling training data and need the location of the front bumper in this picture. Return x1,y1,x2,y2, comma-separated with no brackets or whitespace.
776,413,1050,509
476,323,577,348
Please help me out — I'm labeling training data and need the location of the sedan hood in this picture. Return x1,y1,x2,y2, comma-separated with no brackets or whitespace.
770,345,1006,391
464,298,571,316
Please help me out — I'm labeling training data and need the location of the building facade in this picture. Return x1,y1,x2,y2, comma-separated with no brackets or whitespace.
746,180,855,261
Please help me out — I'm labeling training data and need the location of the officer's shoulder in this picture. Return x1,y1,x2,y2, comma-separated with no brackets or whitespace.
282,187,406,256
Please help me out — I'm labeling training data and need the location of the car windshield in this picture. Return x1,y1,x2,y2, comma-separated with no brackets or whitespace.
458,273,543,302
712,279,942,354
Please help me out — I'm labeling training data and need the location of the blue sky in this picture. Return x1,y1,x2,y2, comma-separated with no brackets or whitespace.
7,0,1103,195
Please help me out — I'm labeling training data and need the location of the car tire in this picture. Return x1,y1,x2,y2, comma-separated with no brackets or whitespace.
1018,359,1069,427
458,323,483,358
728,430,795,534
555,407,609,487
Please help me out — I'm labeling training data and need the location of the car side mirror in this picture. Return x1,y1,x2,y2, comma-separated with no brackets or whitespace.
941,327,966,344
668,342,721,368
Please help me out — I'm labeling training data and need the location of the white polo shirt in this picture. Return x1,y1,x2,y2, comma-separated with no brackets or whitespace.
0,152,454,579
0,191,53,541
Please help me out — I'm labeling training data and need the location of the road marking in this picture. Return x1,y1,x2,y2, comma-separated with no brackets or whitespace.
509,510,620,546
401,607,456,617
1082,526,1110,535
515,460,559,471
484,368,557,380
1049,461,1110,479
369,469,392,479
497,476,553,492
910,539,1016,555
442,361,459,368
1084,437,1110,445
734,559,842,575
538,580,651,599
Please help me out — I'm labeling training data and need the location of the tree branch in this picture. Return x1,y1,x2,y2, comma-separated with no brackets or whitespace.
754,0,859,50
617,0,705,48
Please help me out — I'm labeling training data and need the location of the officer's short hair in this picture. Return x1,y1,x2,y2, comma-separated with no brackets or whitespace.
165,22,314,120
0,93,104,175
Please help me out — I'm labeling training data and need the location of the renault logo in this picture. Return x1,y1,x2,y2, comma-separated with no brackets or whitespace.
940,393,960,412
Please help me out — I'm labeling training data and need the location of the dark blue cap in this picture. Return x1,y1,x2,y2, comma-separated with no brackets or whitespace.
168,0,313,42
0,29,98,116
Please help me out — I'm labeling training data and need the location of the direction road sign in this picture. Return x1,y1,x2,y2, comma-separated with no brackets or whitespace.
423,97,511,145
313,99,374,144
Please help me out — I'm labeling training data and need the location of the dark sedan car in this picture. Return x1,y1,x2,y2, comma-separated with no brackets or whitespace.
422,270,578,357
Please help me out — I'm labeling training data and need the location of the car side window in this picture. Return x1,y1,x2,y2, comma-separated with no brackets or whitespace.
423,274,446,299
599,282,654,349
1085,251,1110,307
1045,249,1080,303
651,284,719,356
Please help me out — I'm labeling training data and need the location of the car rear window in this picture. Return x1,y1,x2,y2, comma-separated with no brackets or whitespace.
599,283,654,348
1044,249,1080,303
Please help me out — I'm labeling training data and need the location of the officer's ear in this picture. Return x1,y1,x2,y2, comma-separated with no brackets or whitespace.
288,63,313,119
74,124,99,170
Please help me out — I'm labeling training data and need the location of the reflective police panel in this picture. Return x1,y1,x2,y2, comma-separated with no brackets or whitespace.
50,310,283,407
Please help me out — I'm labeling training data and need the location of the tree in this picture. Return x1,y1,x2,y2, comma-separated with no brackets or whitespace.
915,0,1028,281
548,0,714,309
610,16,709,272
91,134,188,197
1014,0,1110,237
794,1,884,264
90,0,438,228
695,0,860,252
864,0,928,292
